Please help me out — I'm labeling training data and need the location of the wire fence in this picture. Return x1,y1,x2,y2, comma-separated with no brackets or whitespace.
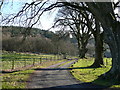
2,53,64,71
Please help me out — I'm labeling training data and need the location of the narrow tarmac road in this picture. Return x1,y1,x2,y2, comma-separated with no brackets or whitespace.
27,60,107,89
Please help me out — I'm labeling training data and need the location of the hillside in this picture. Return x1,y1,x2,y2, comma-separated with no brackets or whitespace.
2,26,55,39
2,26,77,55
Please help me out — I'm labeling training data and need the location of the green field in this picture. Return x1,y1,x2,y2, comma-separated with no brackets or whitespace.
1,51,63,71
70,58,120,88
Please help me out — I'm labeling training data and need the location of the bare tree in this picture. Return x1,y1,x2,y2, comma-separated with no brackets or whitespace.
53,6,91,58
53,3,104,67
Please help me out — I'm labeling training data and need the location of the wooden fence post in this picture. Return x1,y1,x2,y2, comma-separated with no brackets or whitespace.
12,58,15,70
54,55,56,60
40,57,42,64
24,58,26,67
33,58,35,65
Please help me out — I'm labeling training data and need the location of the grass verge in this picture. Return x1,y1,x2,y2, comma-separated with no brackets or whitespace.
2,70,34,89
70,58,120,88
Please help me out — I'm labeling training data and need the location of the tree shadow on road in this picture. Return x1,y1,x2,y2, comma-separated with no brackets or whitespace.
25,83,108,90
33,67,95,71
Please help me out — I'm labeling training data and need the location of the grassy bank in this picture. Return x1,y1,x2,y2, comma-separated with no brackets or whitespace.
70,58,120,88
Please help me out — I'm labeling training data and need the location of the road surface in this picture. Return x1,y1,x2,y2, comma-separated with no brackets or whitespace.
27,60,107,89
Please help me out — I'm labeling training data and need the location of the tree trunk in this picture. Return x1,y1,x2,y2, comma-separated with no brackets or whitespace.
78,38,88,58
77,37,81,58
79,39,88,58
90,33,104,67
103,23,120,81
79,48,87,58
90,20,104,67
